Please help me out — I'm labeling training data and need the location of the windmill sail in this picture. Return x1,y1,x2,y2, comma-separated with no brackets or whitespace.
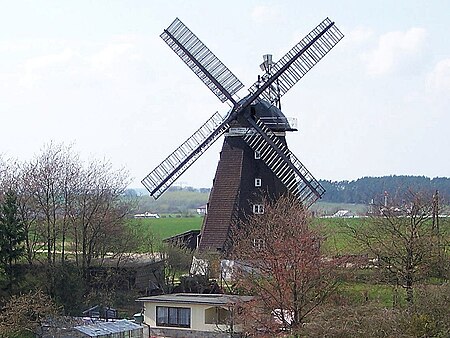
142,112,229,199
248,17,343,104
243,116,325,207
161,18,244,105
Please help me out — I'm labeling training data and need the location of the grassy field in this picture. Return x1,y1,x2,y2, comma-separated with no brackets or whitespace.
127,215,365,253
338,282,406,307
314,217,365,255
128,216,203,250
127,215,448,255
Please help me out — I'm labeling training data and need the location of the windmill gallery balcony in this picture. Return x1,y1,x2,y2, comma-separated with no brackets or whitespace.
227,117,298,136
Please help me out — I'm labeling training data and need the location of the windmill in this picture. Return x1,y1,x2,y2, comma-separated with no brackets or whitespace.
142,17,343,253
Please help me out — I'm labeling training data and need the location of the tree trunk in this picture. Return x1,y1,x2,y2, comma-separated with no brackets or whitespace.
405,270,414,305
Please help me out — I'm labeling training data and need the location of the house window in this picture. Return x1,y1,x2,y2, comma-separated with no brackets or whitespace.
156,306,191,328
254,150,261,159
253,204,264,214
205,307,230,325
255,178,262,187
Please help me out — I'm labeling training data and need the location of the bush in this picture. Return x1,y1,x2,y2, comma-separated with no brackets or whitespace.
302,283,450,337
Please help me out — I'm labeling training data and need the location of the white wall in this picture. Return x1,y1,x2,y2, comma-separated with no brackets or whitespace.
143,301,236,333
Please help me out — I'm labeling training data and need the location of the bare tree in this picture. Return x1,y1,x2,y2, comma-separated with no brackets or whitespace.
59,148,82,266
347,191,441,305
231,194,340,337
15,163,43,265
25,143,68,266
67,158,131,277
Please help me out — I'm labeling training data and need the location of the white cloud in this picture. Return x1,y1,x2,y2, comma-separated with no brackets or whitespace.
19,48,75,87
250,5,280,24
23,48,74,70
362,27,426,76
426,58,450,92
12,35,145,88
0,40,31,52
90,42,135,73
346,27,373,44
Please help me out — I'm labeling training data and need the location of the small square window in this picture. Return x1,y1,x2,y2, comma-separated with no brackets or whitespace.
254,151,261,159
253,238,265,250
253,204,264,214
255,178,261,187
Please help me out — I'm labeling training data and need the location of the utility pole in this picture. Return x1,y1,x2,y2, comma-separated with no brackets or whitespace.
432,190,439,234
432,190,444,278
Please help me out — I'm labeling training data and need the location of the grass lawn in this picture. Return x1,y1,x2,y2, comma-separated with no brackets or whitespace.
313,217,366,255
127,216,368,254
315,216,450,256
126,215,449,256
338,282,405,307
128,216,203,251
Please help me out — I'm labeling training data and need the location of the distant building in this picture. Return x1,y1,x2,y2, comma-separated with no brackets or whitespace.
328,209,357,218
196,204,207,215
136,293,252,338
134,212,160,218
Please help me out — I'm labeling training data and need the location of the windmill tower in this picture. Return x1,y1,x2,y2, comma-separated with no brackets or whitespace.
142,18,343,253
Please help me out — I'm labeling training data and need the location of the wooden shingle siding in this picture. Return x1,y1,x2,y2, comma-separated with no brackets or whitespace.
198,141,243,252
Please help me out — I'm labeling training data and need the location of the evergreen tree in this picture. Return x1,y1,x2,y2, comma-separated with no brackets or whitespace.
0,190,25,291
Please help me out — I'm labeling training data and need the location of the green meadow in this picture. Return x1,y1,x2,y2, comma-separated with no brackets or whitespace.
128,215,449,256
127,215,367,254
128,216,203,251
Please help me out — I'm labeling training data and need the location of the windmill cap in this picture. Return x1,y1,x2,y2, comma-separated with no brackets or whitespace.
247,100,297,132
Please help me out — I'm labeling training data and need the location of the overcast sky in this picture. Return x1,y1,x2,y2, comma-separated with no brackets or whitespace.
1,0,449,189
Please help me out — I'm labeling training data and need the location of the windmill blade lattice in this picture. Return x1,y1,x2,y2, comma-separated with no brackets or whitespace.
243,116,325,207
248,17,343,105
142,112,229,199
161,18,244,104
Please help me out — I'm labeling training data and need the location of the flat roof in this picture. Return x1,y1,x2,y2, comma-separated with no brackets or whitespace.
163,229,200,241
136,293,252,306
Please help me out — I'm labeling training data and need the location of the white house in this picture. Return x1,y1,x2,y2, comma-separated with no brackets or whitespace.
134,212,160,219
136,293,252,338
196,204,207,215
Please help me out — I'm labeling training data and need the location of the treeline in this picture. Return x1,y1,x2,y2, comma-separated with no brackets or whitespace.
127,186,210,214
320,176,450,204
128,176,450,212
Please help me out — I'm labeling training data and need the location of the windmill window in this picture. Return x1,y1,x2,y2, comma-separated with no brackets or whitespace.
253,204,264,214
253,238,265,250
254,151,261,159
255,178,262,187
